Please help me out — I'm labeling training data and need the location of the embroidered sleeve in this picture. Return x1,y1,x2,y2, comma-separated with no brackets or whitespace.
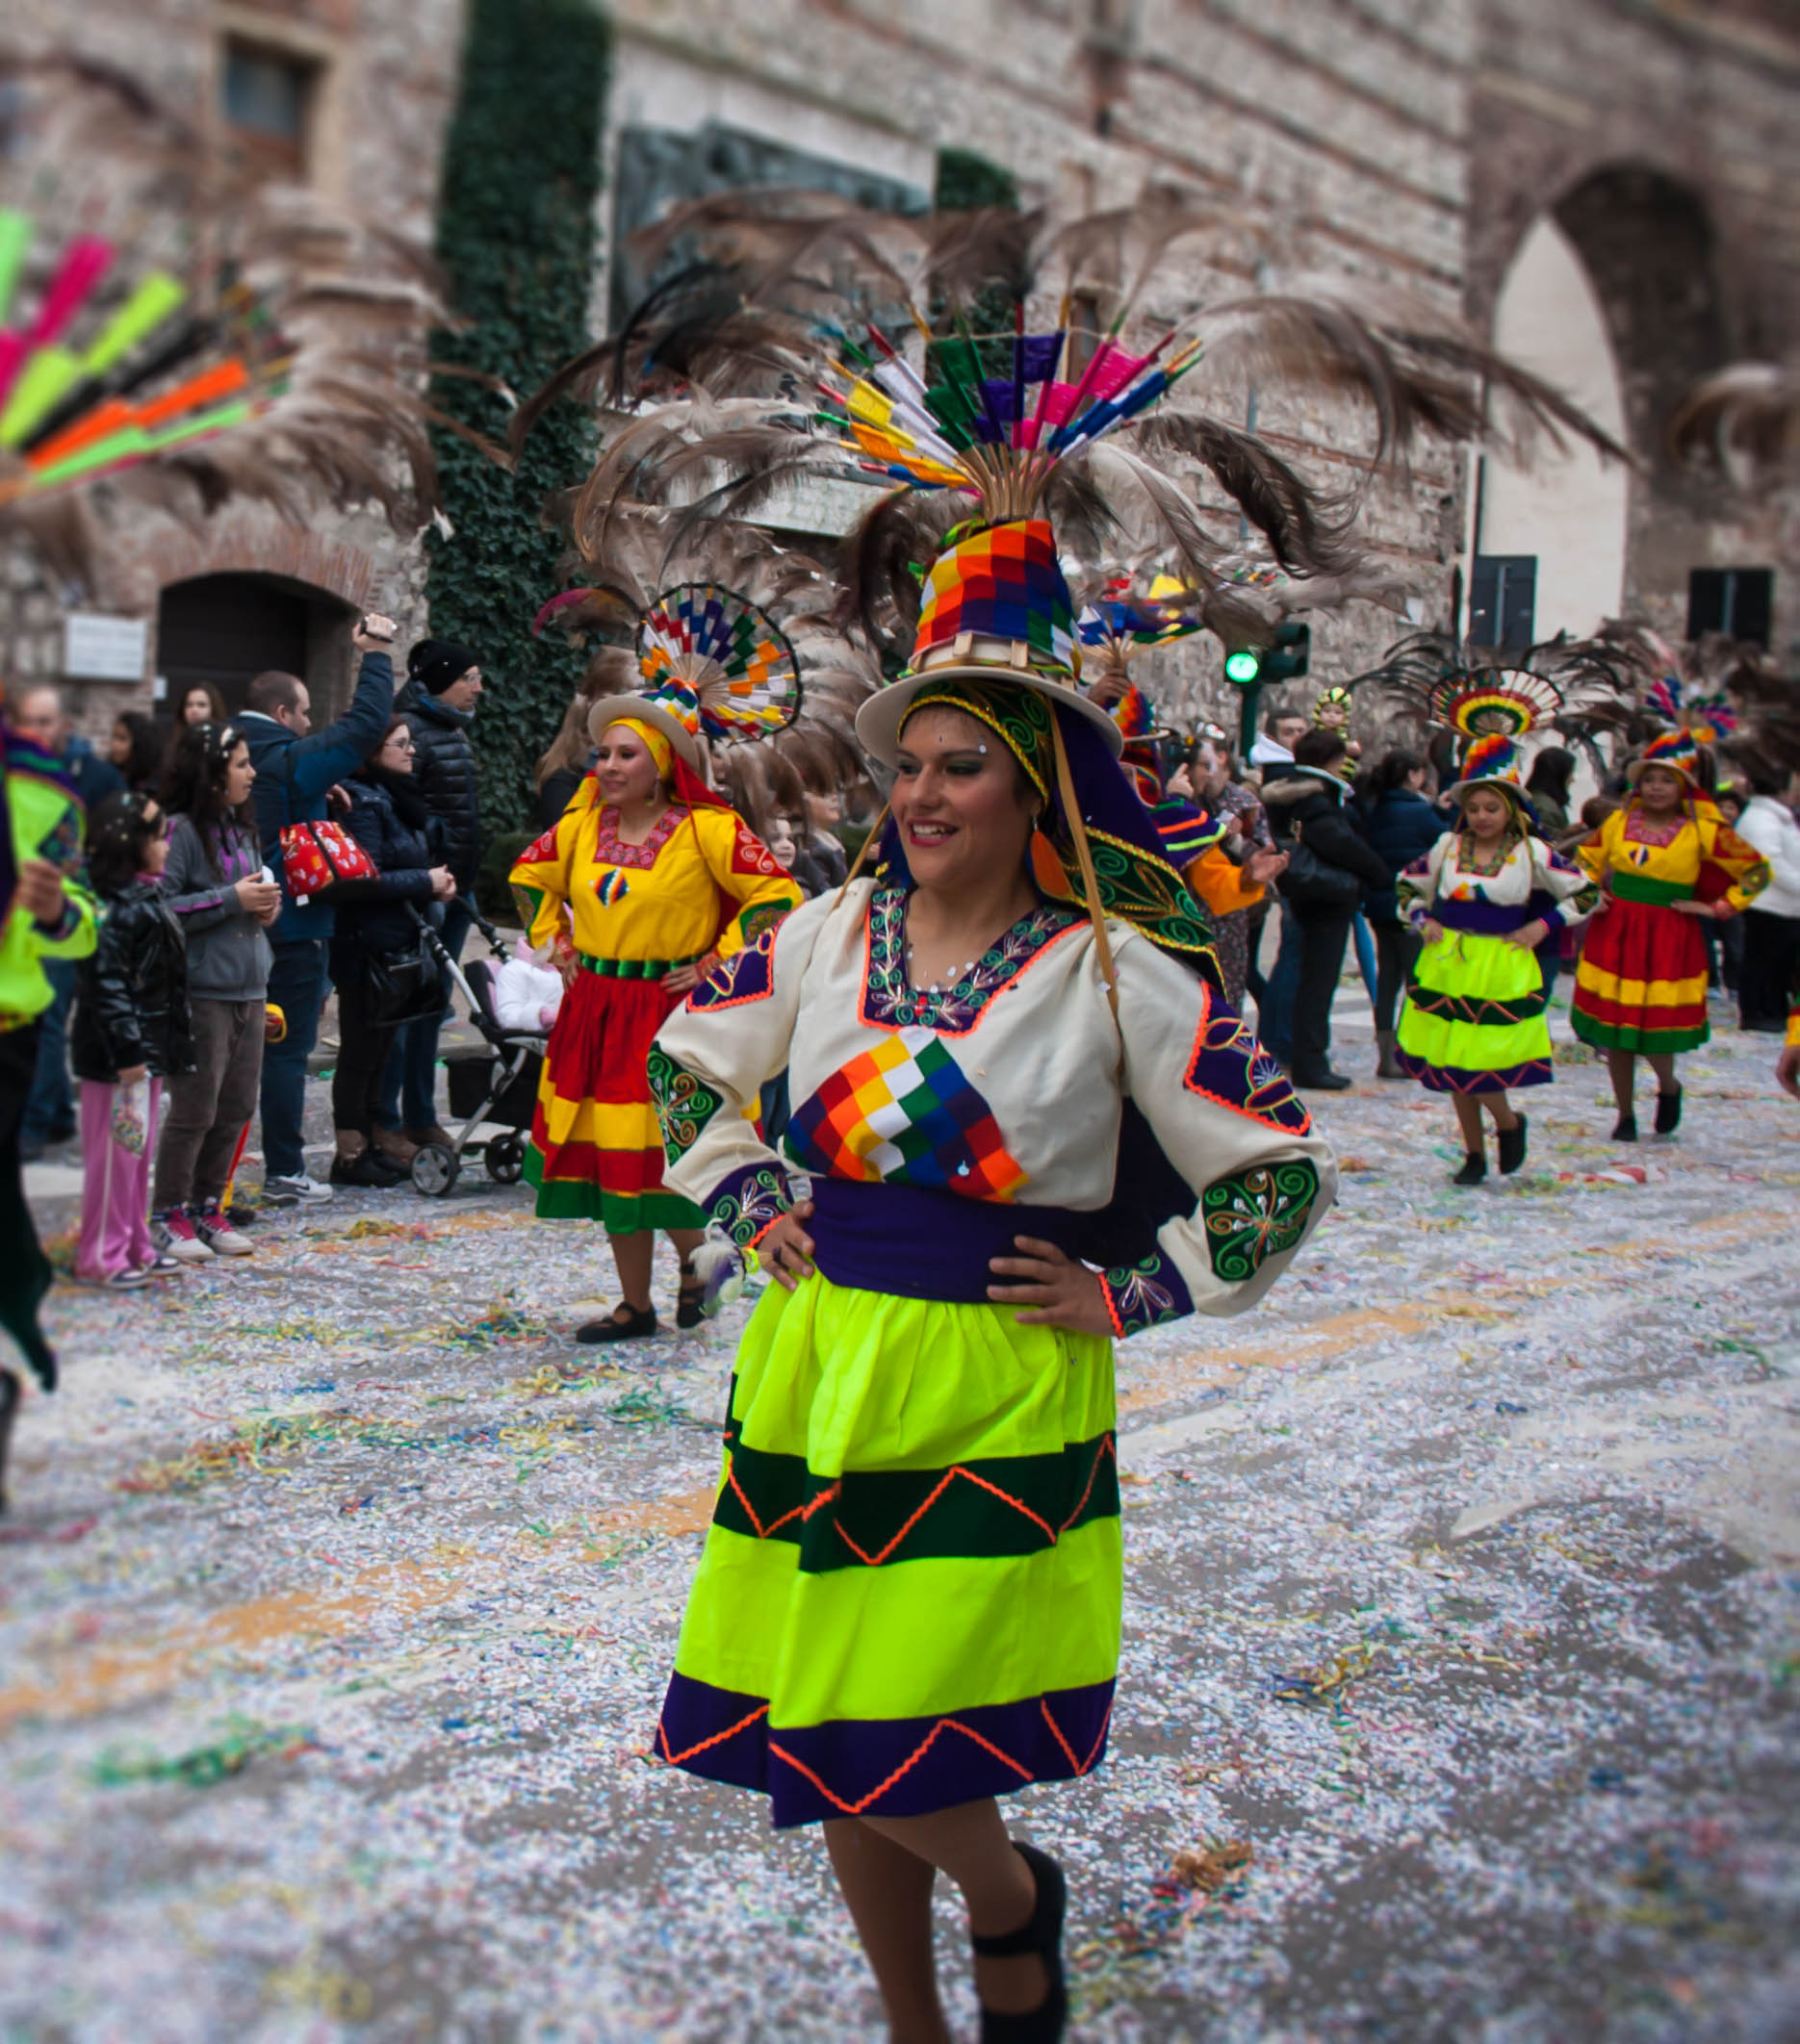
651,888,840,1221
692,808,804,957
1110,934,1336,1319
1396,832,1451,931
1706,820,1772,912
1573,814,1613,887
509,807,579,953
1528,837,1602,933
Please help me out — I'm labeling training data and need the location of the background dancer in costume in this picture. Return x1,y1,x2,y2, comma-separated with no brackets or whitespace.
1396,730,1598,1184
1187,723,1285,1005
509,610,802,1343
0,710,96,1507
1571,731,1769,1139
649,525,1334,2044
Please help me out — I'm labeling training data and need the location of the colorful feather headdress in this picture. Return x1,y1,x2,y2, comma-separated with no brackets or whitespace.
0,55,461,582
519,183,1629,675
1356,630,1633,742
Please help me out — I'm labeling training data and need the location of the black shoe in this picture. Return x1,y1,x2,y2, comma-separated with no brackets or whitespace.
0,1368,18,1515
676,1264,704,1332
226,1203,259,1228
1291,1068,1352,1091
329,1150,406,1188
1610,1111,1638,1142
971,1841,1067,2043
576,1303,659,1344
1497,1115,1528,1175
1654,1086,1683,1135
1452,1152,1487,1187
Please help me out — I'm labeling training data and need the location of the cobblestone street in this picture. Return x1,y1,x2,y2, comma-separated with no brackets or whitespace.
4,1011,1798,2043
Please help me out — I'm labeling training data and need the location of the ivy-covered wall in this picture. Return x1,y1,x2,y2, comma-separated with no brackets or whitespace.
424,0,610,836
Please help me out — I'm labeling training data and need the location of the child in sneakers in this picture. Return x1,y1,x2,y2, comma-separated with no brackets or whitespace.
152,724,280,1261
69,792,193,1288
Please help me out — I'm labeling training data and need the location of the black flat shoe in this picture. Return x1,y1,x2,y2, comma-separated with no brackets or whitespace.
971,1841,1067,2043
1497,1115,1528,1175
1452,1152,1487,1187
675,1263,704,1331
1655,1086,1683,1135
576,1303,659,1344
1610,1111,1638,1142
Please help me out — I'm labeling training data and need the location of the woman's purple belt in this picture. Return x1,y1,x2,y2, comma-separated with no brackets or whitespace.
803,1177,1086,1306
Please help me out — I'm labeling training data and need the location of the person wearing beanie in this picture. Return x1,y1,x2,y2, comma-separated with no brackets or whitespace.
375,638,484,1158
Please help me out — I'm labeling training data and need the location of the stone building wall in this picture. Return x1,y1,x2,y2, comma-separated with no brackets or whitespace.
0,0,463,739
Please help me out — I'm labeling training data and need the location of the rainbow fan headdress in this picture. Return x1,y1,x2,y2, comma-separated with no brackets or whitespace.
1629,728,1707,796
1424,669,1563,739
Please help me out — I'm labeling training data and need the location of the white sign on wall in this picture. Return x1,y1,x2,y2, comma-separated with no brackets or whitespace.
64,613,149,682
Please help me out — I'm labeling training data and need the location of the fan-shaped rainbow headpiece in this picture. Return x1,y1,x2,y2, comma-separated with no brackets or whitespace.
635,583,801,743
1630,728,1706,796
1427,669,1562,738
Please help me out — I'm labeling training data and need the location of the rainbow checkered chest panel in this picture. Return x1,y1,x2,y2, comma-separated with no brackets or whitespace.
784,1026,1027,1201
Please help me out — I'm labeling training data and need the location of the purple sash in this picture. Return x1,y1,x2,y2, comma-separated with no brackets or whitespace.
805,1177,1086,1305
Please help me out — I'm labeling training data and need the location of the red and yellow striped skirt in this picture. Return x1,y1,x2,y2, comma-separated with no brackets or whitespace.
1571,890,1710,1054
525,966,705,1232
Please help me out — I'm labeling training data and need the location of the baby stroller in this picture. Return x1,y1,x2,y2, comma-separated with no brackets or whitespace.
402,906,550,1197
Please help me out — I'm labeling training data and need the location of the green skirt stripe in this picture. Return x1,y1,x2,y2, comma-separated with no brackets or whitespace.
1569,1011,1709,1054
716,1405,1120,1570
523,1148,703,1230
1407,983,1548,1027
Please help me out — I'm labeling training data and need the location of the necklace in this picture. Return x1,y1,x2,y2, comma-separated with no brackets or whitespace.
904,936,984,995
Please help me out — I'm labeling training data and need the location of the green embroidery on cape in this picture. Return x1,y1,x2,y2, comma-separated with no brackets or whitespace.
647,1045,725,1162
511,881,547,932
1201,1159,1320,1283
735,899,789,947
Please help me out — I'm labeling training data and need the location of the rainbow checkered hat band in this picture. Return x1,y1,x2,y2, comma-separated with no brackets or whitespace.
1633,728,1704,790
909,519,1080,681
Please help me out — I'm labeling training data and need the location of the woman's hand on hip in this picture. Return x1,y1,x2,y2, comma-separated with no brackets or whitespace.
989,1236,1114,1337
1419,917,1447,946
664,951,719,996
1504,918,1550,950
758,1199,816,1291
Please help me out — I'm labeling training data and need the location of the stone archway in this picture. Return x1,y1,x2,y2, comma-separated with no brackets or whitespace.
1477,213,1630,640
156,571,359,721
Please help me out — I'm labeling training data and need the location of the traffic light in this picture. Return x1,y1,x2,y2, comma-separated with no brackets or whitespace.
1263,620,1311,681
1223,648,1261,684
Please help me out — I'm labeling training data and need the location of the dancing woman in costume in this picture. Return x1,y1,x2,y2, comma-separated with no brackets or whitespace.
509,592,803,1341
648,520,1334,2041
1396,729,1598,1184
1571,731,1769,1139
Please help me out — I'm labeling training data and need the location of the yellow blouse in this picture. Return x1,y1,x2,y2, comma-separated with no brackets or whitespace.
510,786,801,964
1576,805,1770,912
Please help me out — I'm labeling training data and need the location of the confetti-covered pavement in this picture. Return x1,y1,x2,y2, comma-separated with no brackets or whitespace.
3,999,1798,2042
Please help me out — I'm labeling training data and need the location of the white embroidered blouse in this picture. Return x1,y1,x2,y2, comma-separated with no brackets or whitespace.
649,879,1337,1336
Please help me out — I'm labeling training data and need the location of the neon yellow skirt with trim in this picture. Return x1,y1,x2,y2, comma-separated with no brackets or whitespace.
1397,929,1554,1093
656,1272,1121,1827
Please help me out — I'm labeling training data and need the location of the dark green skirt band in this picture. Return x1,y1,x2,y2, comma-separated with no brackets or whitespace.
575,950,704,980
715,1404,1121,1571
1407,984,1549,1027
1607,871,1691,907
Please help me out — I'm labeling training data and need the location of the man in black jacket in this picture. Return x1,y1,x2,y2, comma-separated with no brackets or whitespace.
241,617,398,1201
1261,728,1394,1091
378,638,483,1151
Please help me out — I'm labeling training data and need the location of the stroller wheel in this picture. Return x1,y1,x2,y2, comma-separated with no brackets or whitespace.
412,1143,459,1197
487,1133,526,1185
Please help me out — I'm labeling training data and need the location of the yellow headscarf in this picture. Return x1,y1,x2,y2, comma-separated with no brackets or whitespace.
603,715,672,780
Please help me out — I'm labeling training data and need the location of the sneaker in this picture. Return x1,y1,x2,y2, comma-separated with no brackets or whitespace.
193,1200,255,1256
152,1206,216,1265
76,1265,152,1290
137,1253,185,1277
263,1174,334,1205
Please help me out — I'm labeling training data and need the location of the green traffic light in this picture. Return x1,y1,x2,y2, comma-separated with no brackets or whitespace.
1223,649,1261,683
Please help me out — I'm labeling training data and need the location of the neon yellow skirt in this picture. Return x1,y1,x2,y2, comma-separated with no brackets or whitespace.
1397,929,1554,1093
656,1273,1120,1827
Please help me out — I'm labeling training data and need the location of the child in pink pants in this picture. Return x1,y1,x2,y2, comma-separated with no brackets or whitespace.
68,792,193,1290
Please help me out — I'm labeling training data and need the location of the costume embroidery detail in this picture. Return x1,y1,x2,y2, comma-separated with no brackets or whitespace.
1098,1254,1193,1339
785,1026,1027,1200
1201,1160,1321,1282
861,884,1078,1034
712,1163,792,1248
648,1045,726,1163
1182,990,1312,1134
731,819,784,879
593,803,686,870
689,929,777,1010
735,898,791,948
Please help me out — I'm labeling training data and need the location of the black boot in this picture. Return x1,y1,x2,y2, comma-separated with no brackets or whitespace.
1497,1114,1528,1175
1453,1151,1487,1187
971,1842,1067,2043
1610,1111,1638,1142
1655,1085,1683,1135
0,1368,18,1515
576,1303,659,1343
675,1261,704,1331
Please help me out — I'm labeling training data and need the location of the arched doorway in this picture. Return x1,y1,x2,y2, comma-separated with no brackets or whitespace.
1477,213,1631,642
155,572,358,720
